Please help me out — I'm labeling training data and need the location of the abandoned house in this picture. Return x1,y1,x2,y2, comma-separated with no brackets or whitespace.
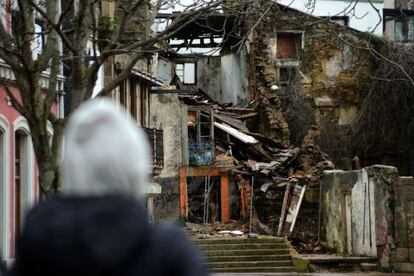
144,1,414,271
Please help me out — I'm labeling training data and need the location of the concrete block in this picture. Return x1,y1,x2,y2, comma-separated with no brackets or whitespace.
409,248,414,262
292,256,310,272
360,262,377,272
394,262,414,273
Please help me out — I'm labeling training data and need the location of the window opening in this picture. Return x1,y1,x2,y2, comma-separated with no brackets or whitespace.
130,79,137,121
276,33,302,60
176,63,196,84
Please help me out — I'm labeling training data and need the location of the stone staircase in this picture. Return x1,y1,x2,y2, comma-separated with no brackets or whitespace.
193,237,297,273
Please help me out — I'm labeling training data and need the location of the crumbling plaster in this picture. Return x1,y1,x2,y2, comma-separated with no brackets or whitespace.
321,165,411,270
149,93,188,178
149,93,188,222
221,51,249,106
246,4,375,150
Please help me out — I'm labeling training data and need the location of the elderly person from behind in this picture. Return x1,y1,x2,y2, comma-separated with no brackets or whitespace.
8,99,209,276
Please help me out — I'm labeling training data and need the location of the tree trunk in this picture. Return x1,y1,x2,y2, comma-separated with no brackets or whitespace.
29,118,65,197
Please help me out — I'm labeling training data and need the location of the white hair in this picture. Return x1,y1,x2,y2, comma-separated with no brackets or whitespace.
61,98,151,199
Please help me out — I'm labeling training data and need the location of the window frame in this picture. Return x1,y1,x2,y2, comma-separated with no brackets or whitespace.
175,62,197,85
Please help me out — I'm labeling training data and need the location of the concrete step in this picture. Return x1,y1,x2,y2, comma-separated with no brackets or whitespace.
211,266,297,273
360,262,378,272
206,254,291,262
208,260,293,268
304,255,377,264
202,248,290,257
194,237,285,245
197,243,288,251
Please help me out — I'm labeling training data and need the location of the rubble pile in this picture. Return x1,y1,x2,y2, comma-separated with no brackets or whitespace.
179,89,335,245
289,232,335,254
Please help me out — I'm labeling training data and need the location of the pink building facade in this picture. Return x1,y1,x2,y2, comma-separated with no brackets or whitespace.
0,74,62,267
0,0,63,261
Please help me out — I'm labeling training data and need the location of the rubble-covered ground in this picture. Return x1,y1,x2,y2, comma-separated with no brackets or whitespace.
182,90,337,254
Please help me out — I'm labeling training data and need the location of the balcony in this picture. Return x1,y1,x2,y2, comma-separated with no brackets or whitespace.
144,127,164,169
188,140,214,167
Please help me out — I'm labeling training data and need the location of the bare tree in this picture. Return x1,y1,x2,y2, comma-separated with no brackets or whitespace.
0,0,257,195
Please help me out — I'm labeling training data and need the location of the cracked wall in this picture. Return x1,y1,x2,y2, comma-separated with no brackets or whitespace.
246,4,375,161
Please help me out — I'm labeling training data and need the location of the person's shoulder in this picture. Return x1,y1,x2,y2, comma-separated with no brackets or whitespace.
149,224,210,276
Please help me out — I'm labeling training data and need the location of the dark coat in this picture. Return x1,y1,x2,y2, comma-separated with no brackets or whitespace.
8,196,209,276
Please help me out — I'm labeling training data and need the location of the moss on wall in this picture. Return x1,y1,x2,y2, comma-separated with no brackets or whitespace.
246,3,377,161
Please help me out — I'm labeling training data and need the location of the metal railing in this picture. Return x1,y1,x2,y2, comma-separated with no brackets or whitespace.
188,140,214,167
144,127,164,168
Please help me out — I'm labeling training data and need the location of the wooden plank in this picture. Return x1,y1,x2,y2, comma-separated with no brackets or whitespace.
281,183,306,236
277,182,292,236
185,166,220,177
289,184,306,233
213,113,248,131
225,107,256,113
220,172,230,223
179,167,187,220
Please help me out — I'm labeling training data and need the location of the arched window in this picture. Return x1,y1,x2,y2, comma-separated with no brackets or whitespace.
0,115,10,260
13,118,35,255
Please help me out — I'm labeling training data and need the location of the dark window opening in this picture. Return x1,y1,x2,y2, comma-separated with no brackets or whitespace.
130,79,137,121
276,33,302,60
395,17,414,42
119,80,127,109
279,67,297,84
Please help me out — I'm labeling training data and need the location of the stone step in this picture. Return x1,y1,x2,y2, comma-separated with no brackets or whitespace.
202,248,290,257
206,254,291,262
305,255,377,264
208,260,293,268
197,243,288,251
361,262,378,272
193,237,285,245
211,266,297,273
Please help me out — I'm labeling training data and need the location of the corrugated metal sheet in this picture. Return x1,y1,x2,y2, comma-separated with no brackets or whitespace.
214,122,258,144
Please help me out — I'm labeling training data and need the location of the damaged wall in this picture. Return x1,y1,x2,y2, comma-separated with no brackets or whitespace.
394,177,414,267
149,93,189,222
321,165,411,270
245,3,375,164
197,56,222,102
173,55,222,102
221,50,249,106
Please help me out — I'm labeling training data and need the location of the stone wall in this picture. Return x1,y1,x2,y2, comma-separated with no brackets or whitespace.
394,177,414,267
321,165,414,271
246,3,375,160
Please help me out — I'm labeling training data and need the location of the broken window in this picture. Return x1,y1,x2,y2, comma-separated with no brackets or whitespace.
176,62,196,84
188,109,212,142
278,67,297,84
394,17,414,42
276,33,302,60
188,109,213,166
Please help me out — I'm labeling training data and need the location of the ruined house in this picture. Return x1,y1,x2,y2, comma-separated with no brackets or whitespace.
148,1,414,271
